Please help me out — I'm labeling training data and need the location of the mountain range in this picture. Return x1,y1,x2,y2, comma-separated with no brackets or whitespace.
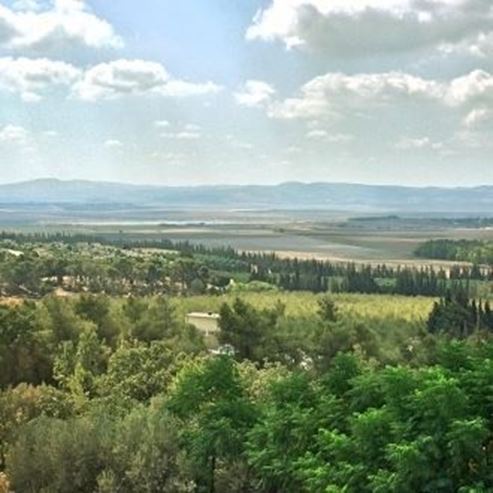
0,179,492,213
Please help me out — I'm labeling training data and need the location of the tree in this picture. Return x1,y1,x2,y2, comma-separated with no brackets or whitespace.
39,296,84,344
247,372,338,493
104,404,193,492
427,291,488,337
130,296,180,343
97,341,176,405
218,298,283,362
317,296,338,322
7,415,112,493
54,325,109,402
0,384,71,470
0,303,52,388
167,356,258,493
75,295,120,347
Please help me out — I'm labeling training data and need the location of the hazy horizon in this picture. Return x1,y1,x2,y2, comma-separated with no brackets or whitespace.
1,176,493,190
1,0,493,187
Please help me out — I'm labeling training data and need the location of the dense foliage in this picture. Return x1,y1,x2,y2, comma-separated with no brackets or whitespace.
1,235,492,491
416,239,493,265
0,284,492,491
1,233,491,300
428,290,493,337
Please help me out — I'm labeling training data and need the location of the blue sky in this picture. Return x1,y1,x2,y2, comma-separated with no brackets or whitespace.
0,0,492,186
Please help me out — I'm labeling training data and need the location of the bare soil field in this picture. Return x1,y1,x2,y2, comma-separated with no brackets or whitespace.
5,210,493,264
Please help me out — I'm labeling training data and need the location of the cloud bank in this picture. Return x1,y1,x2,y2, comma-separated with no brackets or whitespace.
247,0,493,57
0,0,122,55
0,57,222,101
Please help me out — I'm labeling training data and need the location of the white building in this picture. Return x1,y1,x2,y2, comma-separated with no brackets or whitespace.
186,312,220,337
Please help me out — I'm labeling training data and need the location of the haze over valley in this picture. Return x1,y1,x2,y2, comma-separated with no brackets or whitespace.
1,2,493,492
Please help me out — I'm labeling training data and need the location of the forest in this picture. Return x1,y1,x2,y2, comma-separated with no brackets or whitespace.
0,234,492,492
1,290,493,492
0,233,493,493
415,239,493,265
0,233,491,300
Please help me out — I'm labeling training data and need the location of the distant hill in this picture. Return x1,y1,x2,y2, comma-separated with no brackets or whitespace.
0,178,492,213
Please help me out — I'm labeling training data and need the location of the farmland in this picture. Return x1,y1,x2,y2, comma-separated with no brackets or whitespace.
0,210,492,493
5,208,493,266
175,291,434,322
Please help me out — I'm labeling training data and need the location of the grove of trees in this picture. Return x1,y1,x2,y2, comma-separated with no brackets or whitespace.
416,239,493,265
0,287,492,491
1,233,491,300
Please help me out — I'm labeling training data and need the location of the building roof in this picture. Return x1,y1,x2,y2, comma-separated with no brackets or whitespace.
186,312,220,319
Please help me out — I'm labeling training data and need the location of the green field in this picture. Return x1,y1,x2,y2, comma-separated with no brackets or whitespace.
174,291,435,322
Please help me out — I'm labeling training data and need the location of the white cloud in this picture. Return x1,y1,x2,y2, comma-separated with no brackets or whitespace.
0,0,122,54
306,129,354,142
161,131,201,140
446,70,493,105
235,80,276,108
469,32,493,57
0,124,29,143
463,107,493,127
104,139,123,148
395,136,444,150
0,56,80,101
266,69,493,120
268,71,444,119
175,131,201,140
74,59,222,101
160,122,203,140
439,30,493,58
156,120,204,133
74,59,169,101
0,57,222,102
246,0,493,57
306,129,327,139
156,80,222,98
154,119,170,128
0,123,60,158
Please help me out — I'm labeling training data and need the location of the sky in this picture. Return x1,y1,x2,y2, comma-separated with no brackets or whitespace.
0,0,492,186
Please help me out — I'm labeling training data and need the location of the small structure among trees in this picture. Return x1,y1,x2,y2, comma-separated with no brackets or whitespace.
186,312,220,338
